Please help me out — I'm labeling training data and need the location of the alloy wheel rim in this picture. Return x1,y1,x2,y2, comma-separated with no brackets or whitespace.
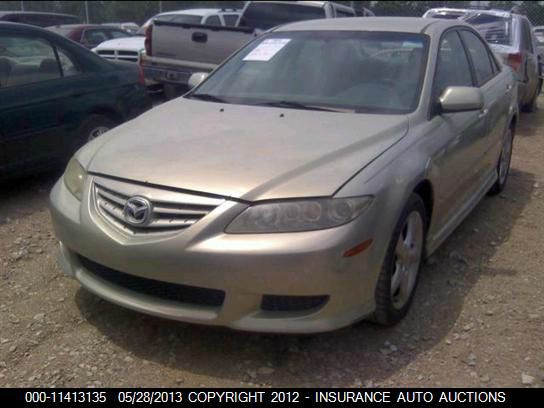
391,211,424,310
499,131,513,185
88,126,110,142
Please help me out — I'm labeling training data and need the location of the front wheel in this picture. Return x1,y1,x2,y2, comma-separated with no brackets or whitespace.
371,194,427,325
488,127,514,196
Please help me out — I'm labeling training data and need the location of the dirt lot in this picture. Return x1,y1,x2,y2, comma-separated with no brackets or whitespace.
1,101,543,389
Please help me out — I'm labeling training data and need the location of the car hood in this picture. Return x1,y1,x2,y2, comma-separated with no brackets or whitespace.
84,99,408,201
92,36,144,51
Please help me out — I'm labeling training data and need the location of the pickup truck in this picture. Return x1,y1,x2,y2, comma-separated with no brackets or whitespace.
141,1,370,98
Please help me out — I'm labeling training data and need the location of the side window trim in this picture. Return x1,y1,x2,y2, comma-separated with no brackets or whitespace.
428,27,476,119
52,42,84,77
456,29,479,87
458,28,498,87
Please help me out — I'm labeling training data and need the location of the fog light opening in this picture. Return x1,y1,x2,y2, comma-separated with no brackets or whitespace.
343,239,373,257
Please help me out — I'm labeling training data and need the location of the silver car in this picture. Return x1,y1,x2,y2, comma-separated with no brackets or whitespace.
50,17,518,333
424,7,541,112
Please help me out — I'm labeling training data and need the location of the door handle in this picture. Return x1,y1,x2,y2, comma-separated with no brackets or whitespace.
478,108,488,119
192,32,207,43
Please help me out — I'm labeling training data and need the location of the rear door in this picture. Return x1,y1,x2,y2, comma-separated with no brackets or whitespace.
459,29,511,176
0,31,66,177
430,29,488,228
520,17,539,102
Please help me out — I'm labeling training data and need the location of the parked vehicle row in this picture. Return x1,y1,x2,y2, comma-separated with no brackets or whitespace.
140,1,374,98
423,7,542,112
91,8,241,66
50,17,518,333
0,22,152,181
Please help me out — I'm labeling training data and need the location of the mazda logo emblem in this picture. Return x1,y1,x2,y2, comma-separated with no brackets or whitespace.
123,196,152,226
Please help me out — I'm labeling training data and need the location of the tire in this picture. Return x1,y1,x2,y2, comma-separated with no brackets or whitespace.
71,114,116,153
488,126,514,196
371,193,427,326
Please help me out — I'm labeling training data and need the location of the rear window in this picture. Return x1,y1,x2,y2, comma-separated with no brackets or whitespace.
222,14,239,26
238,3,326,31
156,14,202,25
464,14,512,45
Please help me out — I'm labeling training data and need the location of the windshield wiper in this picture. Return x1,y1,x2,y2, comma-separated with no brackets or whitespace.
252,100,351,112
188,93,227,103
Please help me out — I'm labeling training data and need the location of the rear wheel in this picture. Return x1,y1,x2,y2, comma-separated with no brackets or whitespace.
488,126,514,196
371,194,427,325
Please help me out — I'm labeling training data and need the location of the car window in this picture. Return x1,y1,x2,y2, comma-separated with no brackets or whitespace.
433,31,473,100
56,46,81,77
0,35,61,88
222,14,239,26
426,10,467,20
459,30,495,86
204,15,222,26
464,13,512,46
336,9,355,17
161,15,203,25
108,30,130,39
83,29,109,46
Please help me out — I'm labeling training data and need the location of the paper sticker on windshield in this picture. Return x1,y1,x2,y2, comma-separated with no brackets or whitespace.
402,41,423,48
243,39,291,61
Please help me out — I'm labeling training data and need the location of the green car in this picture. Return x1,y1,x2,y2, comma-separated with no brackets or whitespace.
0,22,152,181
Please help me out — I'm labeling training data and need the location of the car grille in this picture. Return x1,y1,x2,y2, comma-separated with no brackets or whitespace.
78,256,225,307
96,50,139,63
93,178,223,234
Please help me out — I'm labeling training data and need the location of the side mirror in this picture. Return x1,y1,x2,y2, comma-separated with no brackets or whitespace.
439,86,484,113
188,72,208,89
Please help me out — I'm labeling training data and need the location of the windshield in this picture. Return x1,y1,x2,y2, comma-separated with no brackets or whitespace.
238,3,326,30
464,14,512,45
188,31,429,114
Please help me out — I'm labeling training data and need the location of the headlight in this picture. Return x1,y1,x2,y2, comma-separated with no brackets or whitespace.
226,196,373,233
64,158,87,201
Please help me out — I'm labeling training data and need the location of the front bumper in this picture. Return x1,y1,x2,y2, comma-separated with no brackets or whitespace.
50,177,382,333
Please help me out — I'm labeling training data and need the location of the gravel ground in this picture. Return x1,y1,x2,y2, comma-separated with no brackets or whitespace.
1,100,543,388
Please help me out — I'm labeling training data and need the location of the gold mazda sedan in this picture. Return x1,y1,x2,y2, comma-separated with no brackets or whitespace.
50,18,518,333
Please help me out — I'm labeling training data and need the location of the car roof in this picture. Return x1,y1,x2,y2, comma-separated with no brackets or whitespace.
276,16,465,33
